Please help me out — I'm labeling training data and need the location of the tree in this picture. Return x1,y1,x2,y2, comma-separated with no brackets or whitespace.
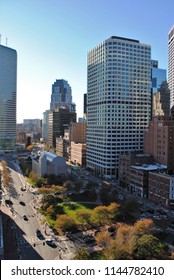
95,232,112,248
55,214,77,234
29,170,44,187
93,206,110,226
75,209,92,229
46,205,57,220
133,219,154,236
1,160,11,188
41,194,57,211
108,202,120,221
121,200,140,213
133,234,165,260
114,224,137,256
104,240,132,260
74,248,90,260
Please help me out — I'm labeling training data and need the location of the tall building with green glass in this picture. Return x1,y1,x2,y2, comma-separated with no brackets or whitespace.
0,44,17,150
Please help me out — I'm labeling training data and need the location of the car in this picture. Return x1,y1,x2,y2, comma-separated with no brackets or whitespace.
153,215,161,220
22,215,28,221
19,201,26,206
21,187,26,191
36,229,45,240
5,199,13,206
46,239,57,248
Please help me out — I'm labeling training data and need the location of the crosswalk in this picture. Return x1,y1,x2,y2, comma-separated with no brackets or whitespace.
18,235,41,246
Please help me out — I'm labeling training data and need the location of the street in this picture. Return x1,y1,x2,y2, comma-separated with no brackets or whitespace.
1,158,76,260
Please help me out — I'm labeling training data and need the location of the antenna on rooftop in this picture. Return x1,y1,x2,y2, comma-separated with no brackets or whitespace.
6,37,8,46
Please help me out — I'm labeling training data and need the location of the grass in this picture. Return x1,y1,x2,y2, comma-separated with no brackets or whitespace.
57,202,92,218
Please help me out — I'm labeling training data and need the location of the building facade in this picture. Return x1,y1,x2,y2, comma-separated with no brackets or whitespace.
168,25,174,108
70,142,86,166
0,45,17,150
148,171,174,209
71,122,86,143
32,152,66,177
129,164,166,198
151,60,167,94
152,81,170,117
144,115,174,172
50,79,76,112
119,151,154,189
87,36,151,178
48,108,76,148
42,110,51,141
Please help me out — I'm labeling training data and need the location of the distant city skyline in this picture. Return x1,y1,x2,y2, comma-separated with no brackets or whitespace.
0,0,174,123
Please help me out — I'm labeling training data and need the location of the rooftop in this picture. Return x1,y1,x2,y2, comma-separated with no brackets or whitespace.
131,164,167,171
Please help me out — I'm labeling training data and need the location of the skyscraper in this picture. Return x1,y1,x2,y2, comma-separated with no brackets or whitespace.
48,108,76,148
87,36,151,178
151,60,166,93
0,44,17,150
50,79,76,112
168,25,174,108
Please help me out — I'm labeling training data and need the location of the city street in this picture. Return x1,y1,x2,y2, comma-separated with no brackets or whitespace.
1,159,77,260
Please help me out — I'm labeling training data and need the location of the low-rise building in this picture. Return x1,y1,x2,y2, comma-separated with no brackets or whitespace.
119,151,154,189
32,152,66,177
148,171,174,209
129,164,167,198
70,142,86,166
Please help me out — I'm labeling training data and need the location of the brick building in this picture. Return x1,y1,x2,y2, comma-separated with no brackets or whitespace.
148,171,174,209
144,115,174,172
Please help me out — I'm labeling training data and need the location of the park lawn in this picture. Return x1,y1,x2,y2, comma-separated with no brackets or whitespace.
58,202,93,218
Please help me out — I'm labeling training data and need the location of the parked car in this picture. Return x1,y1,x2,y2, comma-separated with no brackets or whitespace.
46,239,57,248
22,215,28,221
5,199,13,206
36,229,45,240
19,201,26,206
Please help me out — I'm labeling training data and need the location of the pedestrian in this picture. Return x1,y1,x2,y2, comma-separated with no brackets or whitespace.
59,249,62,260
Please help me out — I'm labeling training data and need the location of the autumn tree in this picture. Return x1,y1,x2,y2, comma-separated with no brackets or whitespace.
108,202,120,221
55,214,77,234
46,205,57,220
75,209,92,229
95,232,112,248
133,218,154,236
29,170,44,187
115,224,136,256
104,240,133,260
1,160,10,188
41,194,58,211
93,205,111,226
73,248,90,260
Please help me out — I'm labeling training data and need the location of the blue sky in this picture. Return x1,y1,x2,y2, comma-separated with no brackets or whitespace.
0,0,174,123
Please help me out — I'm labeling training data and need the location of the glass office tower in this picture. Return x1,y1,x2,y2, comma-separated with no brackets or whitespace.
87,36,151,179
151,60,167,93
50,79,76,112
168,25,174,107
0,45,17,150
